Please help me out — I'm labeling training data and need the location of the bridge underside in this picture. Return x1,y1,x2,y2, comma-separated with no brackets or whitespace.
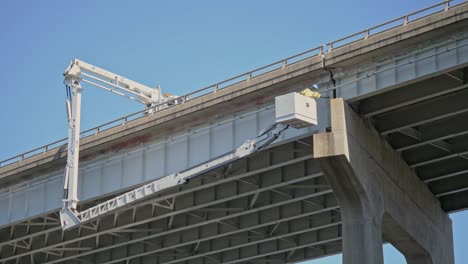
0,138,343,264
354,65,468,213
2,13,468,263
2,64,468,264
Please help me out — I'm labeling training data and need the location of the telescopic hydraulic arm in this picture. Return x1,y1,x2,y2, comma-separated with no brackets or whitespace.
59,59,319,230
64,59,163,106
61,59,180,226
60,121,291,229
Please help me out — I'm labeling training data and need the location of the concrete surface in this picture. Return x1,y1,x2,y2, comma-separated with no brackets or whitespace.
314,98,454,264
1,2,467,187
1,3,468,263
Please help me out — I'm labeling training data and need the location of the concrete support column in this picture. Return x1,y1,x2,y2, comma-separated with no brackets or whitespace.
313,98,454,264
318,154,384,264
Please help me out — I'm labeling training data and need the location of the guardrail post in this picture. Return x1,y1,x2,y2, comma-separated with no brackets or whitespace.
327,43,333,53
247,72,252,80
282,59,287,68
403,15,409,26
214,84,219,92
364,30,370,39
445,1,450,11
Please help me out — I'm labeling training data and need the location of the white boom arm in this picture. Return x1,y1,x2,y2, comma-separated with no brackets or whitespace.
64,59,165,106
59,62,318,230
60,122,290,229
61,59,180,225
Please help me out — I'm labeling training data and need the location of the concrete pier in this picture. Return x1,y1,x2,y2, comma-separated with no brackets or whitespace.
314,98,454,264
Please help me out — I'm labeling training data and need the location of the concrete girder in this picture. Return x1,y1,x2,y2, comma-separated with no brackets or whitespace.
425,168,468,184
362,80,468,118
409,149,468,168
160,222,341,264
435,187,468,198
223,237,342,264
4,182,328,263
440,190,468,213
428,165,468,195
0,152,314,250
396,129,468,152
42,188,334,264
313,98,454,264
381,103,468,135
395,126,468,169
444,69,465,83
387,109,468,155
1,142,340,264
416,153,468,184
377,88,468,135
411,110,468,142
398,127,455,154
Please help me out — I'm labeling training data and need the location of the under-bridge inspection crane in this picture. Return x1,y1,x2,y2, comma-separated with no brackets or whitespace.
60,59,319,230
61,59,181,224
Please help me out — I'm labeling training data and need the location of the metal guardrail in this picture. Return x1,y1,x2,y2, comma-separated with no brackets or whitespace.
326,0,454,51
0,0,460,168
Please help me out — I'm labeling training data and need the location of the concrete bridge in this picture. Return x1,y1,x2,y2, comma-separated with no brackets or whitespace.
1,1,468,263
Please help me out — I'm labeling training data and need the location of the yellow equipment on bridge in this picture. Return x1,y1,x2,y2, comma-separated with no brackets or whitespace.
300,88,322,99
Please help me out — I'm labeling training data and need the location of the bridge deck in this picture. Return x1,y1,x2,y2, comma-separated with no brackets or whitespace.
1,2,468,263
1,1,467,186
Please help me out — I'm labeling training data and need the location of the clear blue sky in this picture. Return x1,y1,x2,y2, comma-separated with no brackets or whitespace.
1,1,467,263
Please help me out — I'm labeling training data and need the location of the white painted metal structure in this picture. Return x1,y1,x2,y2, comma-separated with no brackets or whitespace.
61,59,182,226
275,93,318,128
64,59,163,106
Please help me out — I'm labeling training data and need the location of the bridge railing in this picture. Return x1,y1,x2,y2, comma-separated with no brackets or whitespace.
326,0,454,51
0,0,461,168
